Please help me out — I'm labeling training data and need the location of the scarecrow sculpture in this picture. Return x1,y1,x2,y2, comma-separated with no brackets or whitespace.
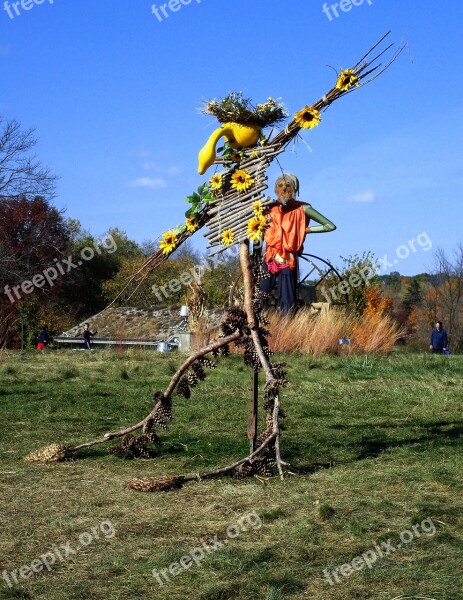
25,33,405,492
260,173,336,314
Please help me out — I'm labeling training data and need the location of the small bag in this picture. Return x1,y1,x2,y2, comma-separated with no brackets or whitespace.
443,349,451,355
266,259,289,275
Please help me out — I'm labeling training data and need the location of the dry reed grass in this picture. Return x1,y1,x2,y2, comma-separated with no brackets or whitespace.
350,311,406,354
268,307,404,355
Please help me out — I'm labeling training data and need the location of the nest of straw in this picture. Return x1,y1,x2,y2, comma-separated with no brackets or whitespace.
201,92,287,127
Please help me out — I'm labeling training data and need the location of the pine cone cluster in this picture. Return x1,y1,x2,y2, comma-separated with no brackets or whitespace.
24,444,72,463
108,433,155,459
127,475,184,493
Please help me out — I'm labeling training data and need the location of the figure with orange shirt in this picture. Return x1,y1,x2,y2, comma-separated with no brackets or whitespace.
260,173,336,314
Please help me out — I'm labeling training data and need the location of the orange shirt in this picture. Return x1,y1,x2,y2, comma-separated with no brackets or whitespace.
264,202,308,269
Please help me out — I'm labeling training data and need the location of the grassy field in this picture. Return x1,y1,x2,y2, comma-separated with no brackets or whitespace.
0,349,462,600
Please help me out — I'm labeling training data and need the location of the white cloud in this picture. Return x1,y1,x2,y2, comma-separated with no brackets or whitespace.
129,177,167,189
346,190,376,203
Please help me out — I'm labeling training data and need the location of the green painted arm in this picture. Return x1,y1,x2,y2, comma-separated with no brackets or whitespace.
303,204,336,233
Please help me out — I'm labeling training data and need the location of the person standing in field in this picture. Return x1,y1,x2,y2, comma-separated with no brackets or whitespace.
429,321,448,354
82,323,98,350
37,325,49,350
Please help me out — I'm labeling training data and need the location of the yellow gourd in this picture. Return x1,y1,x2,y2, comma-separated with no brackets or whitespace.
198,122,261,175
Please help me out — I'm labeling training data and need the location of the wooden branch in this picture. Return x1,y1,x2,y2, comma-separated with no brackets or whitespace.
181,431,277,482
163,331,241,398
272,395,284,480
240,241,257,331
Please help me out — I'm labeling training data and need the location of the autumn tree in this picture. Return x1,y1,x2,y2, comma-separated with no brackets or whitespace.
0,196,71,346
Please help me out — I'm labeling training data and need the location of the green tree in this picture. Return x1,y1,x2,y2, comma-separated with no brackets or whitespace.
401,278,423,314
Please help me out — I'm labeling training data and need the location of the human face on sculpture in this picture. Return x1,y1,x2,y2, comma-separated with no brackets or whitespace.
275,178,295,206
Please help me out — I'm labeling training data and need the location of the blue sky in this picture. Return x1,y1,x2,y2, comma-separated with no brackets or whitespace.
1,0,462,275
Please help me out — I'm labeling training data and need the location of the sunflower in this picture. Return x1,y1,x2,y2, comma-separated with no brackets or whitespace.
252,201,263,216
335,68,360,92
231,169,254,192
209,174,223,190
293,105,321,129
159,230,177,254
186,216,198,233
221,229,235,247
246,215,267,242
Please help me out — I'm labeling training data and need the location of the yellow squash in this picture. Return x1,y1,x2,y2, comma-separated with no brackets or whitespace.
198,122,261,175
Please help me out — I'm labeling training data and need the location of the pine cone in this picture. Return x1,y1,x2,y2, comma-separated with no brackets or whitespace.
145,430,162,446
199,357,216,369
176,378,191,399
152,414,168,431
191,362,206,381
186,369,199,387
157,398,173,421
233,462,254,479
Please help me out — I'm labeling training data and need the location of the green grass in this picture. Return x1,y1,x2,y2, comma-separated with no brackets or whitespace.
0,349,462,599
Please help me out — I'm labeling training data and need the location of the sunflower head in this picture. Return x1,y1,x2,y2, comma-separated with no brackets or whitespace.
231,169,254,193
209,174,223,191
246,215,267,242
186,216,198,233
159,230,178,255
221,229,235,247
252,201,264,216
294,105,321,130
335,68,360,92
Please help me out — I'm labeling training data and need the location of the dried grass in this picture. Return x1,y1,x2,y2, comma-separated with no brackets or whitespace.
350,311,406,354
268,307,404,355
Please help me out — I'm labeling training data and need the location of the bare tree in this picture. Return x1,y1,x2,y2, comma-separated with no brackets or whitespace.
431,243,463,350
0,116,57,199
